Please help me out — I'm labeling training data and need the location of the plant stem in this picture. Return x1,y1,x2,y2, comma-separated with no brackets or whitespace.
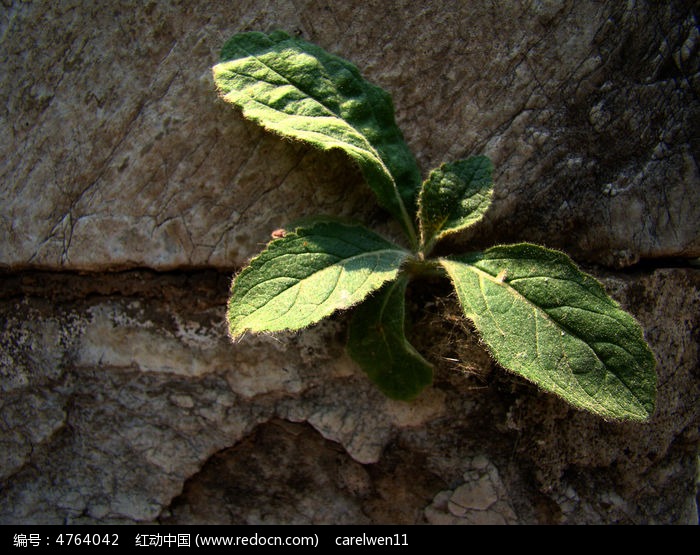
397,200,418,252
402,256,446,280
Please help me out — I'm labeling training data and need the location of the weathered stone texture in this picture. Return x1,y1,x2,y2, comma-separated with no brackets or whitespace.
1,1,698,270
0,269,697,524
1,0,698,525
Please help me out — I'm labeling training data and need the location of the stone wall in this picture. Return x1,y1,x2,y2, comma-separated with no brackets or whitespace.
1,0,698,524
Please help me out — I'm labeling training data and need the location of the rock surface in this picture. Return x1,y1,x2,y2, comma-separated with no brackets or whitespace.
1,0,698,525
1,1,698,270
1,268,698,524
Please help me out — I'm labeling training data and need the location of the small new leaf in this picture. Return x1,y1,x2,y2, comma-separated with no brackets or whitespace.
347,276,433,400
440,244,656,420
213,31,421,245
418,156,493,251
227,220,409,338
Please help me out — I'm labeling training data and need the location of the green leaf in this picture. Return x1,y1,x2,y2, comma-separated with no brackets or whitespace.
347,276,433,400
440,244,656,420
418,156,493,252
213,31,421,246
227,219,409,338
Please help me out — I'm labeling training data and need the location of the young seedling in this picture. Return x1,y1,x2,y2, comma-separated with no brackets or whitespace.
213,31,656,420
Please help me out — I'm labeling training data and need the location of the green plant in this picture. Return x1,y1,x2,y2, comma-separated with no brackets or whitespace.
213,31,656,420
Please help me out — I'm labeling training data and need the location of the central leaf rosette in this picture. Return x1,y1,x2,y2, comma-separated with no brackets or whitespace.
215,31,656,419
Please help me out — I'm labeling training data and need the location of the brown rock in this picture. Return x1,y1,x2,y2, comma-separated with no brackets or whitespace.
0,1,698,525
2,1,697,270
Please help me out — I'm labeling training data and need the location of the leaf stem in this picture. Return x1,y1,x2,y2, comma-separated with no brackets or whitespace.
400,204,419,252
419,234,437,259
403,256,446,280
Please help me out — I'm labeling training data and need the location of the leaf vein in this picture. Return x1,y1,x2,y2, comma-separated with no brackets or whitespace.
242,247,405,314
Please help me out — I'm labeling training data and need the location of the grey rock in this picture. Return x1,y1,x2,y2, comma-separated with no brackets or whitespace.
0,268,698,524
0,0,698,525
1,1,697,270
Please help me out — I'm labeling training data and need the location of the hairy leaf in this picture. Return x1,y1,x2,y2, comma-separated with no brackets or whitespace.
347,276,433,400
213,31,421,244
440,244,656,420
227,220,409,338
418,156,493,250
